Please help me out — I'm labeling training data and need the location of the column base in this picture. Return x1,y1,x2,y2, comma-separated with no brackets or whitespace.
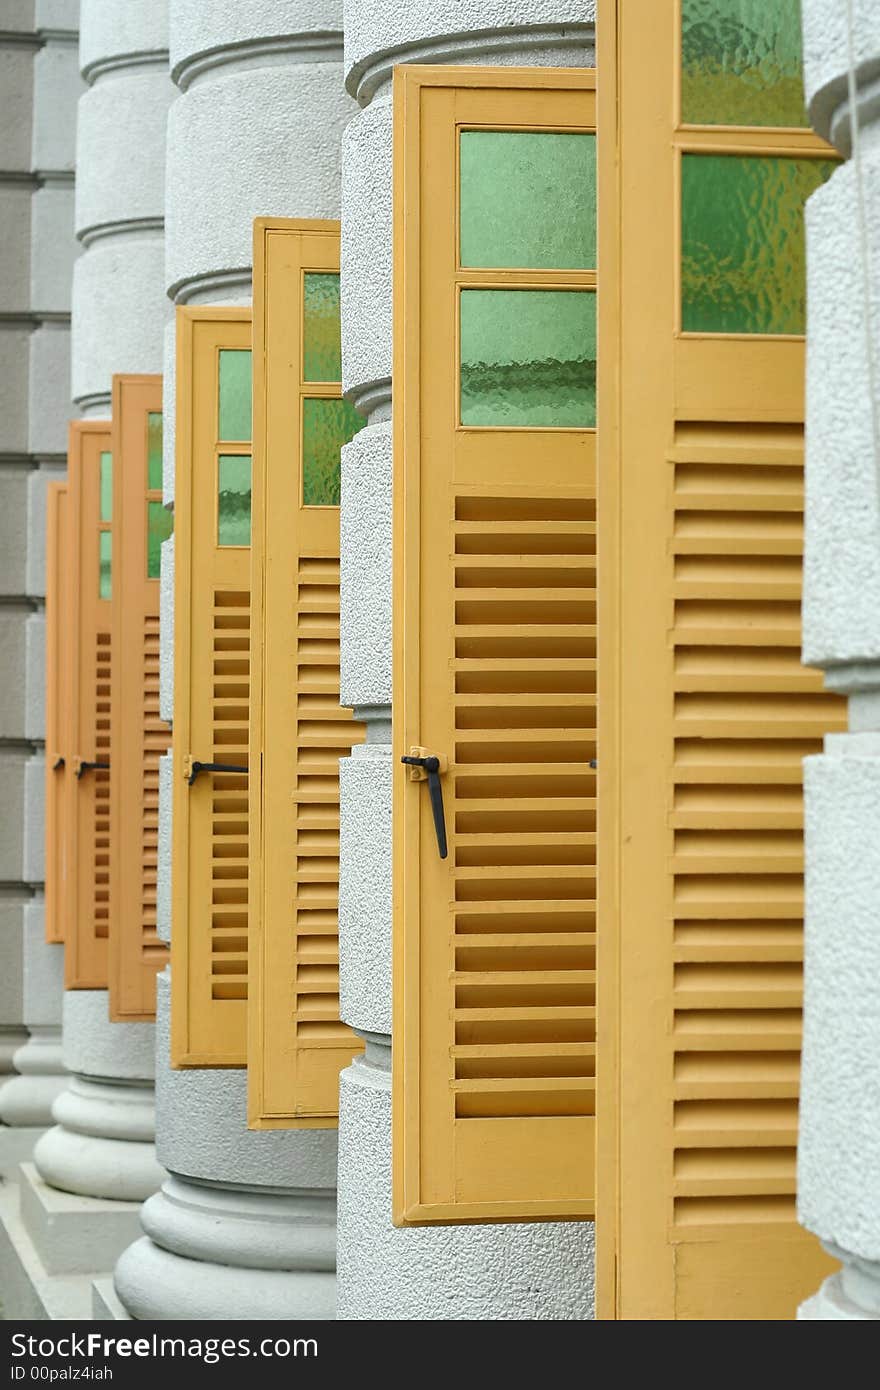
115,1237,336,1321
0,1026,67,1129
114,1174,337,1320
34,1076,163,1202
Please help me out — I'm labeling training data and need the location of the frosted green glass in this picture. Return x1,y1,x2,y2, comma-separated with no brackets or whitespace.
302,398,364,506
681,0,808,127
304,273,342,381
460,132,596,269
147,501,173,579
460,289,596,427
218,350,252,441
218,454,251,545
99,451,112,521
681,154,835,334
147,411,163,490
99,532,112,600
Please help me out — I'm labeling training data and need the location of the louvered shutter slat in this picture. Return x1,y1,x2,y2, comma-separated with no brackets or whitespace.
171,309,252,1066
108,375,171,1020
44,481,70,944
65,421,113,989
596,1,845,1318
393,70,598,1225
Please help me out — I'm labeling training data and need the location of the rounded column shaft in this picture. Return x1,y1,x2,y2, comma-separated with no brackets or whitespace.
797,0,880,1320
336,2,596,1320
115,0,352,1321
38,0,173,1213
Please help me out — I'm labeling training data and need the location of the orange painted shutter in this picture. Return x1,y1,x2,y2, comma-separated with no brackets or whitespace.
108,375,171,1021
248,219,365,1128
595,1,845,1318
45,480,70,944
171,308,252,1066
65,421,113,989
393,69,597,1224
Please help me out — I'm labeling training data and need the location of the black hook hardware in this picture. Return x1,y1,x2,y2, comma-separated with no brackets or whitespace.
187,760,248,786
401,754,448,860
589,759,597,769
52,757,65,771
76,760,109,779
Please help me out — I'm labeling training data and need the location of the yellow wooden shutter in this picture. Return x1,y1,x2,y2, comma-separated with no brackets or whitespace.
45,480,70,945
65,420,113,989
595,1,846,1318
108,375,171,1021
393,68,597,1224
248,219,365,1128
171,308,252,1066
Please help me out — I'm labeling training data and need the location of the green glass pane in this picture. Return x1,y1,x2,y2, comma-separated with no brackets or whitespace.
302,398,364,506
460,131,596,269
218,454,251,545
681,153,836,334
681,0,808,127
304,273,342,381
99,451,112,521
218,350,252,441
460,289,596,428
147,411,163,490
147,500,173,579
99,531,111,600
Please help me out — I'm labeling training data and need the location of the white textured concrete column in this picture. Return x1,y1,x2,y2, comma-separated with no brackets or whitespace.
336,1,596,1320
0,0,79,1177
797,2,880,1321
32,0,173,1224
113,0,352,1320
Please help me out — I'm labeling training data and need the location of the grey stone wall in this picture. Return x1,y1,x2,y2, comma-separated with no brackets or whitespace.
0,0,80,1149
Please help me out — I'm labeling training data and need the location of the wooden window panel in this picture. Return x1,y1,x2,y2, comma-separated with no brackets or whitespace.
45,480,71,944
64,421,113,988
108,374,171,1021
248,218,365,1129
393,68,598,1225
171,309,252,1065
594,0,845,1319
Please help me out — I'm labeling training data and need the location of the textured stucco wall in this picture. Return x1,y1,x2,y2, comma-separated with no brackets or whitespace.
338,744,392,1033
799,742,880,1259
70,0,171,413
339,424,392,707
802,1,880,141
164,67,349,301
802,140,880,670
344,0,595,101
153,973,337,1189
170,0,344,88
61,990,154,1081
